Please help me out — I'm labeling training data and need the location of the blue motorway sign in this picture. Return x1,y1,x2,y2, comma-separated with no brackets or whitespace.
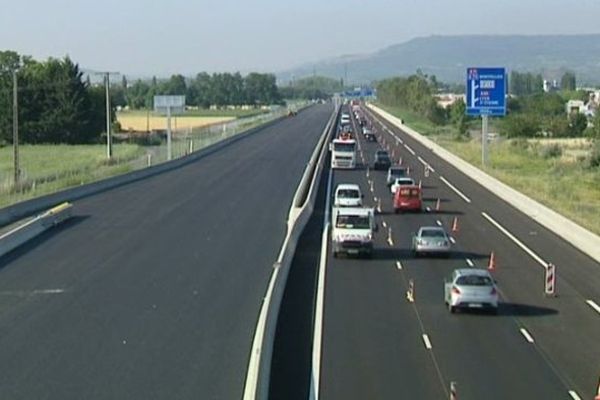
466,67,506,116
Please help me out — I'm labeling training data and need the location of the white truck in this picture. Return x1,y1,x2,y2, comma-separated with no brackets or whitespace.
331,206,376,258
330,138,357,169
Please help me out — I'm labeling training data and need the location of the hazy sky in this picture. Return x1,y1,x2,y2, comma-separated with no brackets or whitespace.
1,0,599,76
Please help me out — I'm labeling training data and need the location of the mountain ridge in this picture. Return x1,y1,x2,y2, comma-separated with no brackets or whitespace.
279,34,600,85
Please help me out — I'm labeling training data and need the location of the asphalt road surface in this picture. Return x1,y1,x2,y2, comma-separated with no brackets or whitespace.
315,105,600,399
0,104,333,400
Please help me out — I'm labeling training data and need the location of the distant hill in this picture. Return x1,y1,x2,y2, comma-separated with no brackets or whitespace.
279,35,600,85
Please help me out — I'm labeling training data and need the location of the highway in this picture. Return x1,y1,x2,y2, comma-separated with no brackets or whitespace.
0,104,333,399
315,104,600,399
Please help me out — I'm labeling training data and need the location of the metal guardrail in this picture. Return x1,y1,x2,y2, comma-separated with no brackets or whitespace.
243,105,340,400
0,202,73,259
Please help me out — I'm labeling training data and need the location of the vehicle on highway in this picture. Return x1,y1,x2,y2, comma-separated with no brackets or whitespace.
393,185,422,213
373,150,392,170
330,137,357,169
412,226,450,256
362,127,376,142
386,166,408,186
332,207,376,258
444,269,499,314
287,109,297,117
390,177,415,194
334,184,363,207
340,113,351,125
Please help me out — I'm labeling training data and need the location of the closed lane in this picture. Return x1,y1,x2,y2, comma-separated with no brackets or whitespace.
0,104,333,399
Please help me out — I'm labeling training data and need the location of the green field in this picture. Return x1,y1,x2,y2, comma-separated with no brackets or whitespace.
374,103,600,235
0,144,145,207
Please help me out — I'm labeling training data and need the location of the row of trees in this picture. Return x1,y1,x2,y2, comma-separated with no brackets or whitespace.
0,50,286,144
115,72,282,110
377,69,598,139
510,71,577,96
0,51,105,144
279,76,343,100
376,73,447,125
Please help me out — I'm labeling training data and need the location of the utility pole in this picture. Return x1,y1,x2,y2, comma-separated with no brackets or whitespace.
12,70,19,186
93,71,119,159
104,73,112,159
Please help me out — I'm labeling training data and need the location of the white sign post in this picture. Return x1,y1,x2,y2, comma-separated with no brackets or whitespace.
154,95,185,161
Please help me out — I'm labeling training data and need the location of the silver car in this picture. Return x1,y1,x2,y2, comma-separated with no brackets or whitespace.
412,226,451,257
444,269,499,314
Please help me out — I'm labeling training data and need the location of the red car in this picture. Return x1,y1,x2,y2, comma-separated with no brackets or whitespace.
393,185,422,213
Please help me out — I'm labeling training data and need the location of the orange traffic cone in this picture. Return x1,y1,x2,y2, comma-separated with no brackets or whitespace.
435,198,441,212
488,252,496,271
452,217,459,233
419,180,422,189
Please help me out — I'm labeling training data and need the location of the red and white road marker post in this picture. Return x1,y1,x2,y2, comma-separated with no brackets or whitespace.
424,164,430,178
406,279,415,303
450,381,457,400
544,263,557,297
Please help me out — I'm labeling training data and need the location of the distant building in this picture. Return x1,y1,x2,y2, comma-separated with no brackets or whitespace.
435,93,466,108
566,100,586,114
543,79,559,93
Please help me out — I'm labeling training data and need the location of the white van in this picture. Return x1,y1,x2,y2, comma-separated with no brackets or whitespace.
334,184,363,207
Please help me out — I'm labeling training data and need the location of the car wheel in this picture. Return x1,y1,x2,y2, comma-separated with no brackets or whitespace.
489,307,498,315
449,304,456,313
333,251,338,258
394,208,399,214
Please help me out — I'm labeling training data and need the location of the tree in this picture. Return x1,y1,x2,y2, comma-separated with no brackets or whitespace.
449,99,469,136
560,72,577,91
568,113,588,137
591,112,600,139
502,114,540,138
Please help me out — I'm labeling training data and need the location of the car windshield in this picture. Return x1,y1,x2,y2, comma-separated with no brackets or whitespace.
333,142,356,152
456,275,493,286
336,215,370,229
389,168,406,177
395,179,413,185
337,189,360,198
421,229,446,238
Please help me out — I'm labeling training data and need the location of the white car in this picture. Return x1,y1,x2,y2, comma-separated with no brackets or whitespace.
390,177,415,194
334,184,363,207
444,269,499,314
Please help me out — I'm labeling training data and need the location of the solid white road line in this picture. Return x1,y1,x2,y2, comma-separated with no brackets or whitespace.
568,390,582,400
382,221,388,228
586,300,600,315
422,334,433,350
404,145,416,155
481,212,548,268
449,237,456,244
439,176,471,203
436,220,442,227
396,261,403,270
520,328,535,344
310,224,330,400
417,156,428,166
466,258,474,267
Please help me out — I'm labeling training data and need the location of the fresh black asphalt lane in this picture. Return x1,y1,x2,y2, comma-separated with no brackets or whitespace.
0,104,333,399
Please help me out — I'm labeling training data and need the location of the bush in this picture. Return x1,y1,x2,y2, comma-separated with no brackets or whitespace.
509,138,530,150
587,141,600,168
539,144,563,159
